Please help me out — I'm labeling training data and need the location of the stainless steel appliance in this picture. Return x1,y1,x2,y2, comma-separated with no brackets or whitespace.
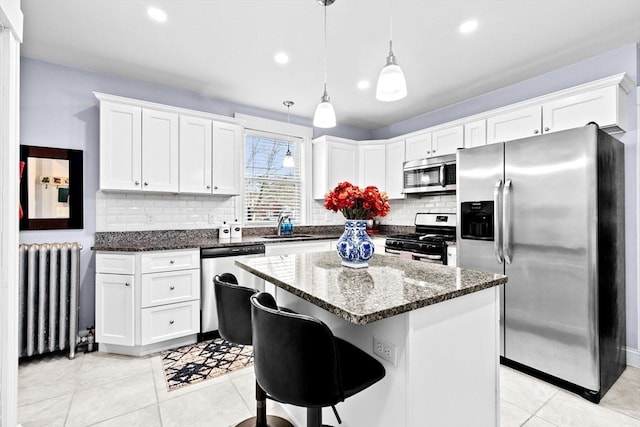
385,213,456,264
200,243,265,334
402,153,456,194
457,124,626,402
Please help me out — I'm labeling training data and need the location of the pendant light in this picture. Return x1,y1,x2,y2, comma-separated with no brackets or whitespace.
282,101,295,168
313,0,337,128
376,0,407,102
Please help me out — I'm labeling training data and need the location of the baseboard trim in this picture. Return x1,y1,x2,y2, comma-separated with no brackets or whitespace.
626,347,640,368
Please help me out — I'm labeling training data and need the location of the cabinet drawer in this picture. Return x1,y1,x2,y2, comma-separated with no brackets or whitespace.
141,249,199,273
141,300,199,345
141,269,200,308
96,253,135,275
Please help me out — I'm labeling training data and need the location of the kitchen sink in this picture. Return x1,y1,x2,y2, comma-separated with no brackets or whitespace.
259,234,315,239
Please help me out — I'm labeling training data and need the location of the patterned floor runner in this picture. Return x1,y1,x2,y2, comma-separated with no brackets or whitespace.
161,337,253,391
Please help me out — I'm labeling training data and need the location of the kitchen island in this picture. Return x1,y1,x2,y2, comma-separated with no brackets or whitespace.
236,252,507,427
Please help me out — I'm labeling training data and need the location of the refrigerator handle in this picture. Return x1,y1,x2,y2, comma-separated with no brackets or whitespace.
503,179,513,265
493,180,504,264
439,164,445,187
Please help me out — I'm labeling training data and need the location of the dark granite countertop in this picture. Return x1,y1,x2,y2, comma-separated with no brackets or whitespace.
236,252,507,325
92,225,400,252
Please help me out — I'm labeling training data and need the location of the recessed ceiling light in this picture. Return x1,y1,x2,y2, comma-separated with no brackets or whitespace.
147,7,167,23
274,52,289,64
459,20,478,34
357,80,370,90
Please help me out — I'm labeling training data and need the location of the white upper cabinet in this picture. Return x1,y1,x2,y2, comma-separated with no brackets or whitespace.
313,137,359,199
485,74,631,144
541,86,624,134
96,93,243,195
385,139,405,200
212,122,242,195
404,126,461,160
405,132,432,161
486,105,542,144
99,101,142,191
179,115,212,194
142,108,179,193
358,143,386,191
431,125,464,156
464,119,487,148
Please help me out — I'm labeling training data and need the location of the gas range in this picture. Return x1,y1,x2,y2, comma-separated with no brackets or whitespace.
385,213,456,264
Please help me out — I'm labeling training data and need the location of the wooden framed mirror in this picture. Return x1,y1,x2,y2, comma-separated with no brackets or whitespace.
20,145,84,230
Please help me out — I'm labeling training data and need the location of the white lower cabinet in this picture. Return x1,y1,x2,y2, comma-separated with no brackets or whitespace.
95,273,134,346
95,248,200,356
141,300,199,345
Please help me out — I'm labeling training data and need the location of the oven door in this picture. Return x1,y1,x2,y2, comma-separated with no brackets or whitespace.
385,248,446,265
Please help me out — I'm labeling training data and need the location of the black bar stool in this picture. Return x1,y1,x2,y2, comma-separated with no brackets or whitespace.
250,292,386,427
214,274,293,427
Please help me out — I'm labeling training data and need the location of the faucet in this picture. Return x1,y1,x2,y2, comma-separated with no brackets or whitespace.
276,212,289,236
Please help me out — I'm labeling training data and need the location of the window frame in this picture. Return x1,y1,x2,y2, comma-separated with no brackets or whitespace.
243,130,303,226
235,113,313,227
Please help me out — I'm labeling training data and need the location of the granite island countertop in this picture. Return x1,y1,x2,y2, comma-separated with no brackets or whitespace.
236,252,507,325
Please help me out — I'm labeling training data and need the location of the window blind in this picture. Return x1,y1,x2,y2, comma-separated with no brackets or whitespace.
244,132,302,225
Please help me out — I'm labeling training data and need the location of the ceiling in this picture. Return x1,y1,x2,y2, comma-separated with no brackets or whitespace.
20,1,640,131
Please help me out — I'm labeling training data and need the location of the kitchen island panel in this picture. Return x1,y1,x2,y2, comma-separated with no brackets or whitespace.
275,285,500,427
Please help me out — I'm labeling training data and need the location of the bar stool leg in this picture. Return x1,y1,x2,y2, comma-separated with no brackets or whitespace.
236,381,293,427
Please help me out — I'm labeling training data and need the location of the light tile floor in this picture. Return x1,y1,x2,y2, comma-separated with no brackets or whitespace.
17,351,640,427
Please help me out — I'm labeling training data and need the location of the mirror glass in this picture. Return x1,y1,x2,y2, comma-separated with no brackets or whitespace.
27,157,70,219
20,145,83,230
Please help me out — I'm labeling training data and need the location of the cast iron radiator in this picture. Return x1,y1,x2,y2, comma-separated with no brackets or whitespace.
18,242,82,359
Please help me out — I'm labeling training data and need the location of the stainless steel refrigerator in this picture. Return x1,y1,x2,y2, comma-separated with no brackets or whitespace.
457,124,626,402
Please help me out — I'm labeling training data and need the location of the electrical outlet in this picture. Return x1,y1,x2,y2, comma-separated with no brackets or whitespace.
208,214,216,224
146,214,153,224
373,336,397,365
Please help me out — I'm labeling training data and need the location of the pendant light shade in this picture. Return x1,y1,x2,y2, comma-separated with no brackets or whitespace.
376,0,407,102
313,86,336,128
282,149,295,167
376,43,407,102
313,0,336,128
283,100,295,167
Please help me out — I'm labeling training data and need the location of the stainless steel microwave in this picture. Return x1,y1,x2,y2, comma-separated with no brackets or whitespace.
402,153,456,194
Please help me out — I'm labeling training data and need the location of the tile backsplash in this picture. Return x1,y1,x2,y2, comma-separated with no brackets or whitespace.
97,192,456,231
96,192,239,232
310,194,457,226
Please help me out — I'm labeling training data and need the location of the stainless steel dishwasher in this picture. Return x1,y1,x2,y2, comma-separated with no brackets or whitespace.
200,243,265,334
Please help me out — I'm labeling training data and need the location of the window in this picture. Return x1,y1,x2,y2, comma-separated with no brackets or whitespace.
244,131,302,225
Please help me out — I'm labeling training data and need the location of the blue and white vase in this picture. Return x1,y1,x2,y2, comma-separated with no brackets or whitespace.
336,220,375,268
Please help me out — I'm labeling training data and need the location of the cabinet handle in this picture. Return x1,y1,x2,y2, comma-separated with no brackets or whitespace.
544,127,550,132
534,129,539,134
134,181,140,186
426,150,431,155
170,286,175,290
214,186,218,190
144,182,149,186
169,320,175,325
206,185,211,189
125,282,130,287
169,260,175,264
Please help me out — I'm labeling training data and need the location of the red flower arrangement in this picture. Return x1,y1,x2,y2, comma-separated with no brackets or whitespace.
324,181,391,220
